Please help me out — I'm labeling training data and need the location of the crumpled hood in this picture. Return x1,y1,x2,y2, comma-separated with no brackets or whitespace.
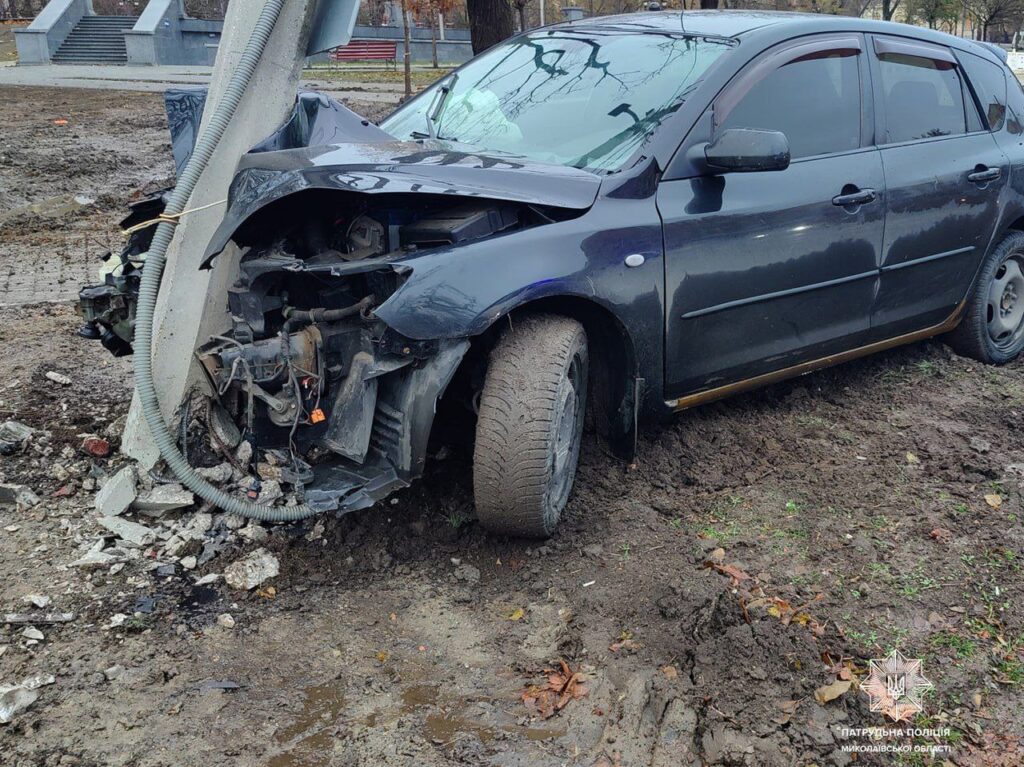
201,94,601,267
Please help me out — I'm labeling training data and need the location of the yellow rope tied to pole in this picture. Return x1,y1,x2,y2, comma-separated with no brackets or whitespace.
121,198,227,237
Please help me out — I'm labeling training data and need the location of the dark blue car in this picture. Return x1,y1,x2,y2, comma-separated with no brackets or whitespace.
82,11,1024,537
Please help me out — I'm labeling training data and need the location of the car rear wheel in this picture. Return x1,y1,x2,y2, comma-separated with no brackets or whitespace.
947,231,1024,364
473,315,588,538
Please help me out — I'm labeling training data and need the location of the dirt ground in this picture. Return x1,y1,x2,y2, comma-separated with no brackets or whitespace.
1,84,1023,767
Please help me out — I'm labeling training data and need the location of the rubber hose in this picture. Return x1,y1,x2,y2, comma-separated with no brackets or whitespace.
134,0,321,522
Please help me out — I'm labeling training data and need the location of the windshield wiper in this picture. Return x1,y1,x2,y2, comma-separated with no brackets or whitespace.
425,72,458,140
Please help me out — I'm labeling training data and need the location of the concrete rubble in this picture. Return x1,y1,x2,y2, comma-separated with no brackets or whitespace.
97,516,156,547
134,483,195,514
0,483,40,508
224,548,279,590
94,466,137,517
0,420,34,455
0,674,55,724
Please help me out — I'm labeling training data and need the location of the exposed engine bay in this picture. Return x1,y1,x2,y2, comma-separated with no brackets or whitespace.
188,195,538,512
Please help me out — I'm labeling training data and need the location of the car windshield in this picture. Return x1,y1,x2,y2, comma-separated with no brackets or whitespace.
381,31,733,172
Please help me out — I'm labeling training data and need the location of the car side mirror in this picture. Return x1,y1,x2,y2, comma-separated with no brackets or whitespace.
704,128,790,173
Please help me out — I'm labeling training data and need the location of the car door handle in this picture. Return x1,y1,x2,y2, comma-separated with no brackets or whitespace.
967,167,1001,184
832,188,876,207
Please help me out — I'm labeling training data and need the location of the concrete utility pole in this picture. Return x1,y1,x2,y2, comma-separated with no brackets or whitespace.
121,0,323,465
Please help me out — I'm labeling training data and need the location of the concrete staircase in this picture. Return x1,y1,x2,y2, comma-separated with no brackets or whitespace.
52,16,137,65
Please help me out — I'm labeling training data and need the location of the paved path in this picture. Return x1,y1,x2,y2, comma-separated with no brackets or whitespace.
0,62,405,103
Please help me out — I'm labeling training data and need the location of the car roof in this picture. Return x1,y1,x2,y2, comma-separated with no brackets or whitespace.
547,10,1001,62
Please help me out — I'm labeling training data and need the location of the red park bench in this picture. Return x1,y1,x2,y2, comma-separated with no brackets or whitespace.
329,39,399,69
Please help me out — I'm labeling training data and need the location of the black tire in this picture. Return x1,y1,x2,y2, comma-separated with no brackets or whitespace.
947,231,1024,364
473,315,589,538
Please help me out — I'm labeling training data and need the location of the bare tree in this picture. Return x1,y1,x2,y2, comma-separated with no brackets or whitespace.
962,0,1024,38
904,0,959,27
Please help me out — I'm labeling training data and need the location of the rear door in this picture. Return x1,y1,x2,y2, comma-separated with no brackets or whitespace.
868,35,1009,337
659,35,885,400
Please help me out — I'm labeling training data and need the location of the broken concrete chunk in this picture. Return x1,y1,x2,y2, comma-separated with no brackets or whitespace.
0,421,34,455
217,613,235,629
0,483,40,509
68,540,127,569
216,513,245,531
23,595,50,609
257,479,283,505
238,523,269,543
178,512,212,541
4,613,74,625
196,463,233,483
133,483,194,514
235,440,253,465
44,371,72,386
22,627,44,641
97,516,155,547
103,665,125,682
95,466,137,517
0,684,39,724
224,548,279,590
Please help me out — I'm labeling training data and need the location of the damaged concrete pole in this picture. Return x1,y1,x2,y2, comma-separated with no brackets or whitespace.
121,0,320,466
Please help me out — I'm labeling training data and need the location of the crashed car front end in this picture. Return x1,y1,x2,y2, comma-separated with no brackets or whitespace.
79,91,602,515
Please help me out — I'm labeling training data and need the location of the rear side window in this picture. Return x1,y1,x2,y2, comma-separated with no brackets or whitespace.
958,51,1007,130
877,52,966,143
718,51,861,159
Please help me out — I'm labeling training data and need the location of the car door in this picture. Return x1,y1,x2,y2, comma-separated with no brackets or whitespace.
868,35,1009,338
657,34,885,402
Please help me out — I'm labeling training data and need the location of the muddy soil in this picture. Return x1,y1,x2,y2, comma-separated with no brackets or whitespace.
1,85,1023,767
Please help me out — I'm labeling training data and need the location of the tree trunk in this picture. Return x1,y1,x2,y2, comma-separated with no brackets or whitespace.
401,1,412,98
700,0,717,8
466,0,514,54
517,1,527,32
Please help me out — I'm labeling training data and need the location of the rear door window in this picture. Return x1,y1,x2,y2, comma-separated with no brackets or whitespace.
875,44,967,143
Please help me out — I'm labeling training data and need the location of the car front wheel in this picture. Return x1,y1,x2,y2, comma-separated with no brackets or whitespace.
473,314,588,538
947,231,1024,364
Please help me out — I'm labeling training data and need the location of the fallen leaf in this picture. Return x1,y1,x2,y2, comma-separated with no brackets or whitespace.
985,494,1003,509
507,607,525,622
609,638,640,653
661,665,678,680
704,561,751,585
256,586,276,600
709,547,726,563
814,679,852,705
930,528,953,543
773,699,799,724
375,650,389,663
521,659,588,719
906,452,920,464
